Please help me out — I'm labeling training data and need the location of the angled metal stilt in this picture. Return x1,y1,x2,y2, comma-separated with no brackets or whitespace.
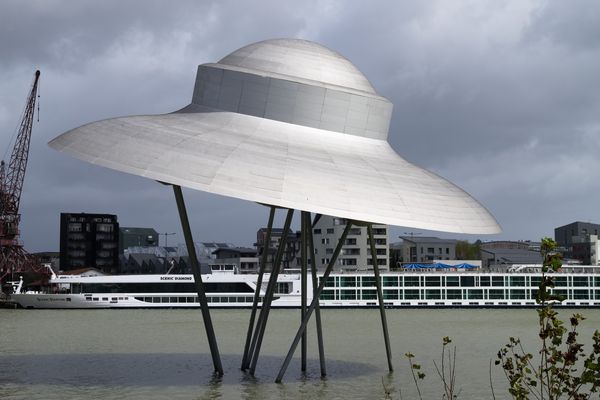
241,206,276,370
172,185,223,376
275,221,354,383
306,211,326,377
300,211,307,372
367,224,393,372
249,209,294,375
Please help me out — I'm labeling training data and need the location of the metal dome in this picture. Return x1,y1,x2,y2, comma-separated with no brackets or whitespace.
217,38,377,94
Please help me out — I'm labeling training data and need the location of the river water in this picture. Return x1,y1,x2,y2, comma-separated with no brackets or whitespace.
1,308,599,399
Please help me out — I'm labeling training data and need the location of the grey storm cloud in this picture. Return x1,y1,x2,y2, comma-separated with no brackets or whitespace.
1,0,600,252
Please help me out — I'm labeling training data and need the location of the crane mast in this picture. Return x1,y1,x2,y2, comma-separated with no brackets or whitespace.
0,70,44,287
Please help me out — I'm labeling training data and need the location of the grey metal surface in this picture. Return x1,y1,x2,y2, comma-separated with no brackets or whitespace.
49,38,501,235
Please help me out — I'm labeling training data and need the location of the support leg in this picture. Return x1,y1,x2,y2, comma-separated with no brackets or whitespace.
300,211,307,372
275,221,354,383
249,209,294,375
241,206,276,370
172,185,223,376
367,224,393,372
306,212,326,377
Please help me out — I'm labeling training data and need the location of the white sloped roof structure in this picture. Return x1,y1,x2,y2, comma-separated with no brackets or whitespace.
49,38,501,234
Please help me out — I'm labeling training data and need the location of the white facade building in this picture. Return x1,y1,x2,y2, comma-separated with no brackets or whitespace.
311,215,389,272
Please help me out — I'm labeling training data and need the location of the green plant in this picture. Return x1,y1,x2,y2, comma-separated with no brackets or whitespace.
496,237,600,399
404,336,458,399
405,351,426,400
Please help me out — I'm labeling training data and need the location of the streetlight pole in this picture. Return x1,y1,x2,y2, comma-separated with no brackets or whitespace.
160,232,176,247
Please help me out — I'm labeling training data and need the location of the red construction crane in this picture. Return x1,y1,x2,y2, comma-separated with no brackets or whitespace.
0,70,46,287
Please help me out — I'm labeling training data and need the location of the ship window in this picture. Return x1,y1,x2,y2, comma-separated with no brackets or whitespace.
573,277,588,287
340,277,356,287
552,289,568,298
319,290,335,300
320,277,335,287
85,297,92,301
573,290,589,299
340,290,356,300
178,297,187,303
152,297,160,303
594,277,600,287
362,277,376,287
460,276,475,287
492,276,504,286
362,289,377,300
447,289,462,300
510,290,526,300
531,276,542,287
595,290,600,299
221,297,230,303
404,276,420,287
425,289,441,299
383,276,398,287
275,282,291,294
404,289,420,300
236,297,246,303
467,289,484,299
555,277,568,287
488,289,504,299
383,289,398,300
425,277,441,287
144,297,152,302
102,297,108,301
161,297,169,303
446,276,459,287
479,277,490,286
509,277,526,287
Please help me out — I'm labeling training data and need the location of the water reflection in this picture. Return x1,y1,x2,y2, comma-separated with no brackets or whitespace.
0,353,375,388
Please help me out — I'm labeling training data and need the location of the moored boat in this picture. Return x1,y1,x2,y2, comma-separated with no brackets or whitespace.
8,264,600,309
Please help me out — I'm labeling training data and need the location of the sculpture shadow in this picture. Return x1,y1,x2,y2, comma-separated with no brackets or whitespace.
0,353,378,387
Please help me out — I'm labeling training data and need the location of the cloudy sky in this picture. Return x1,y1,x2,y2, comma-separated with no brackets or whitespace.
1,0,599,252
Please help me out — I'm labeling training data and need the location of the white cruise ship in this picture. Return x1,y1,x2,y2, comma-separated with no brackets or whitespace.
6,264,600,309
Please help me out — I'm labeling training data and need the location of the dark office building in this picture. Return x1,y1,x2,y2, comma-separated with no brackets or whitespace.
555,221,600,248
119,227,159,254
60,213,120,274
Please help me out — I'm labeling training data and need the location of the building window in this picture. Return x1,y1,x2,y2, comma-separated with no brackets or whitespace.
446,248,449,254
427,247,434,253
314,229,321,234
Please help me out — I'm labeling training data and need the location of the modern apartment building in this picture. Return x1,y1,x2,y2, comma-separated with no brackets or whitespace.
311,215,389,272
399,236,457,263
256,228,300,271
59,213,119,274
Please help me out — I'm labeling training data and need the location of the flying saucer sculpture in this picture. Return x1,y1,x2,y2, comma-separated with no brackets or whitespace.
50,38,500,234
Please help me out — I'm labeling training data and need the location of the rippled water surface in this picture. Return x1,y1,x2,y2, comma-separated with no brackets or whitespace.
1,307,599,399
